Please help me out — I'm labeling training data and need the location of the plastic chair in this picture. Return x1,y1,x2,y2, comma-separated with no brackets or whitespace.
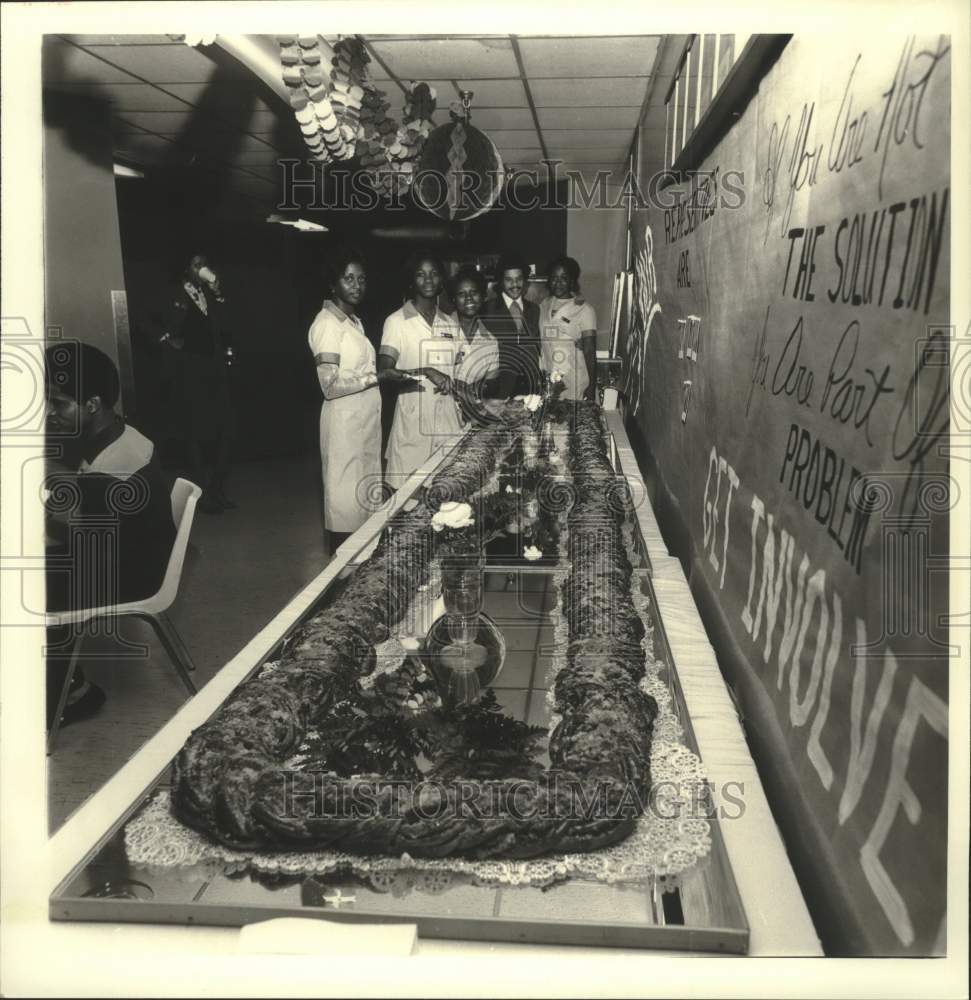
46,478,202,754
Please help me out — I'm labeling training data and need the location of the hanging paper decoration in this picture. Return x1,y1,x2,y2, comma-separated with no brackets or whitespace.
277,35,351,163
414,98,504,221
276,35,436,198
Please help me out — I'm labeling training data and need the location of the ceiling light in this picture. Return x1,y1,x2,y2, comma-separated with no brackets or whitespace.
266,214,328,232
113,163,145,179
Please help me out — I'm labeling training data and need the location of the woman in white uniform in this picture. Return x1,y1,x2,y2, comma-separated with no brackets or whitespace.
449,265,502,425
308,250,382,552
378,253,465,484
539,256,598,401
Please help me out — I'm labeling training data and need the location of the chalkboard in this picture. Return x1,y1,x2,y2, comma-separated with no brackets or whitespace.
622,34,951,956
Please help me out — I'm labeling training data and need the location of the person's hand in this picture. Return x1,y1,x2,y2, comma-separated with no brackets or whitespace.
160,333,184,350
424,369,452,394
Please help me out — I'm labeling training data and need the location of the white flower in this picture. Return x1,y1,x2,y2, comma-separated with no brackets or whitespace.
523,545,543,561
513,394,543,412
431,501,475,532
550,370,564,384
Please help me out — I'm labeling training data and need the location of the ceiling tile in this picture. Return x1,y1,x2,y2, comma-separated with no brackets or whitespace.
112,118,151,135
46,83,191,111
42,42,142,84
369,38,518,79
478,128,540,145
83,43,240,82
159,83,275,114
162,133,280,156
112,133,177,162
112,110,232,133
568,165,629,182
519,36,661,78
542,129,633,146
458,79,528,108
230,165,278,182
467,108,536,130
243,110,287,133
232,149,288,165
549,148,626,162
59,34,177,45
530,77,647,107
230,134,280,152
537,107,640,129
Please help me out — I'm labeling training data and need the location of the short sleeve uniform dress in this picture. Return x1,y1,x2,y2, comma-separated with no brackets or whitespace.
538,297,597,400
308,300,382,532
454,319,501,391
380,301,465,481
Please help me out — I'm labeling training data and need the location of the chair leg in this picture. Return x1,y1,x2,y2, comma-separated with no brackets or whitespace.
138,612,198,696
47,631,84,756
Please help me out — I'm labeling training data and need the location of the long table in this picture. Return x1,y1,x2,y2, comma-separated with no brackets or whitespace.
35,410,821,989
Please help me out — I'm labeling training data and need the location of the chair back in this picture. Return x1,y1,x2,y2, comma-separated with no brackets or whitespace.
150,478,202,612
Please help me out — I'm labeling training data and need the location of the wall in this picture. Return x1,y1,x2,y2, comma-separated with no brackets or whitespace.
567,189,628,351
42,91,133,410
621,35,950,955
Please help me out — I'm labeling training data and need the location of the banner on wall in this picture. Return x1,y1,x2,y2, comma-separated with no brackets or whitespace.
625,34,952,955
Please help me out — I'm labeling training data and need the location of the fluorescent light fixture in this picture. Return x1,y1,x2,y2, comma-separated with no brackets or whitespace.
113,163,145,178
266,214,328,232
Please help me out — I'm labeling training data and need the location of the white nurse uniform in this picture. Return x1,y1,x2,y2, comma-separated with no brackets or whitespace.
380,301,465,482
308,299,382,532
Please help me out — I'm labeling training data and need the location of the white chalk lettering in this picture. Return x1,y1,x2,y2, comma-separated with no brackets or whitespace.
806,591,843,789
860,676,947,947
838,619,898,825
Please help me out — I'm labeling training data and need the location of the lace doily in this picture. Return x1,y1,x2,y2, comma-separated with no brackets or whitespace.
124,434,712,892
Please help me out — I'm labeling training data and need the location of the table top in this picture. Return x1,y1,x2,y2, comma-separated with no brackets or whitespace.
35,415,821,989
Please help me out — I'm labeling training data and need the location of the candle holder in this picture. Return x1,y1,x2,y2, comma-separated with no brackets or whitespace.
424,537,504,706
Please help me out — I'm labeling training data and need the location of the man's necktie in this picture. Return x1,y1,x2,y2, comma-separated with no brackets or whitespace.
509,298,523,343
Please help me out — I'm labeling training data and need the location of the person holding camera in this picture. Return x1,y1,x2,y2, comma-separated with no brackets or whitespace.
160,253,236,514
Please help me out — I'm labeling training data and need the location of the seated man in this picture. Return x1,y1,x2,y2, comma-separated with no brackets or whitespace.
45,342,176,729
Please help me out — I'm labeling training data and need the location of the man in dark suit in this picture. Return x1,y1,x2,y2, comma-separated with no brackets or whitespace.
479,252,543,398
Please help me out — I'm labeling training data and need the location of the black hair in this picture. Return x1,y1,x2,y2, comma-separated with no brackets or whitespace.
326,246,367,295
176,250,213,280
547,255,581,294
448,265,487,300
45,341,120,410
497,252,530,282
403,250,446,298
